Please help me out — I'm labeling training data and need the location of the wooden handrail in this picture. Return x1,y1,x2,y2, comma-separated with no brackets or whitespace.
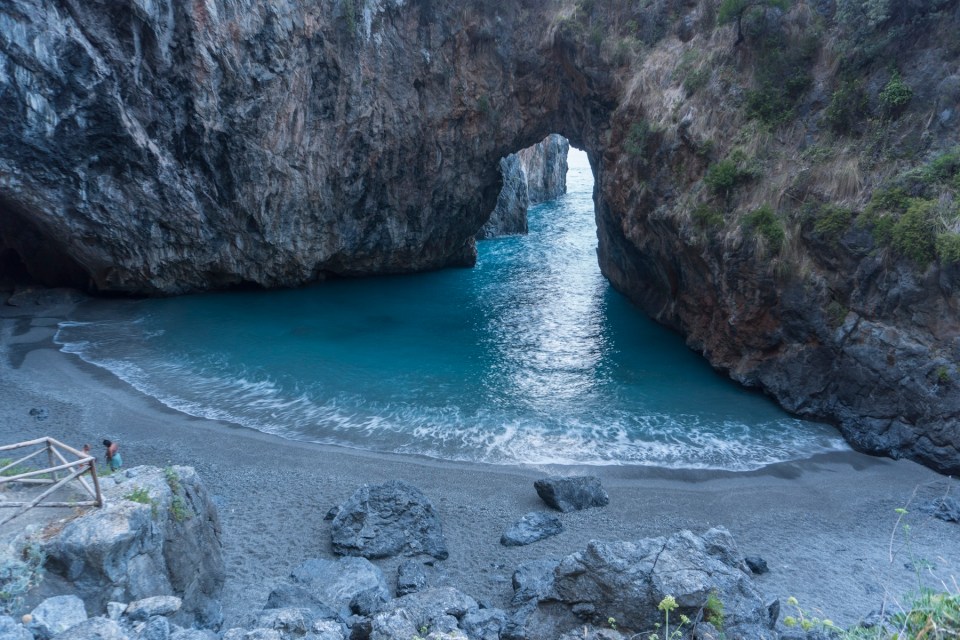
0,437,104,525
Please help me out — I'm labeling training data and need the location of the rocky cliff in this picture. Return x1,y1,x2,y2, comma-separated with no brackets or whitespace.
39,466,225,629
1,0,958,472
479,134,569,239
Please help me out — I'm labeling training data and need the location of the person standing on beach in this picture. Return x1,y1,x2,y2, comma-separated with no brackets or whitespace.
103,439,122,472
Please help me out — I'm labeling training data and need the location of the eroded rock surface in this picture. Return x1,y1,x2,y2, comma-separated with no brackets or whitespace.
40,466,224,629
510,527,775,640
330,481,448,560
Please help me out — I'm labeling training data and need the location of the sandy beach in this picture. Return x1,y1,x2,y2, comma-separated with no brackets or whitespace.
1,297,957,631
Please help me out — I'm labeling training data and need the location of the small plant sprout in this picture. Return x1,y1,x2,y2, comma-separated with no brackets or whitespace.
607,616,617,630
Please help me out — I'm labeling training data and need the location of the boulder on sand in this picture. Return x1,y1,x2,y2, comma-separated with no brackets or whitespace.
533,476,609,512
331,481,448,560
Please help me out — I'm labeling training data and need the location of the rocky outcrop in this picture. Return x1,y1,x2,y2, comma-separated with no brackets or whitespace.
39,466,224,629
1,1,958,472
330,481,448,560
520,134,569,206
265,556,389,622
478,154,530,240
479,134,570,239
500,513,563,547
508,527,776,640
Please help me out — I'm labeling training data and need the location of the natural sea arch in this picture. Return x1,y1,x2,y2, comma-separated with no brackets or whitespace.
0,1,957,472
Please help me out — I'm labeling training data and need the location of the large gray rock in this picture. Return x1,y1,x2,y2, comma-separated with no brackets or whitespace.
511,559,559,605
266,557,389,623
142,616,169,640
40,466,224,629
331,481,448,560
396,560,428,597
50,617,128,640
28,595,87,640
510,528,775,640
461,608,507,640
0,615,34,640
248,608,346,639
169,630,217,640
370,588,477,640
534,476,609,512
501,513,563,547
125,596,182,621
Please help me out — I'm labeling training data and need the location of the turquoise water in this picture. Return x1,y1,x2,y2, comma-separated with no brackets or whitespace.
54,152,846,469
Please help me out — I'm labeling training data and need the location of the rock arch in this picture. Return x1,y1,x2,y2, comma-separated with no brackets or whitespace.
0,1,957,473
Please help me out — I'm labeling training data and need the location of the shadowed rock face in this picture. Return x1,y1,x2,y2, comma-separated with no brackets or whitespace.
0,0,605,294
1,1,958,472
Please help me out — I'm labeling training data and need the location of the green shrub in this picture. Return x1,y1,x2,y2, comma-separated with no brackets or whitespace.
704,154,757,199
891,199,936,264
705,590,725,629
825,79,869,134
743,205,786,252
862,187,910,246
164,466,192,522
879,70,913,119
0,458,33,478
813,205,854,243
826,300,849,327
125,487,159,518
925,148,960,184
744,30,817,126
625,120,653,157
936,232,960,263
866,186,911,216
125,487,152,504
684,67,710,96
717,0,790,45
692,204,724,229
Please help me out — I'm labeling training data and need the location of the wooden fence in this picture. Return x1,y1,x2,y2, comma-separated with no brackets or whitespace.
0,437,103,526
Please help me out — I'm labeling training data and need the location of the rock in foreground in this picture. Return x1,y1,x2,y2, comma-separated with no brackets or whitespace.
40,466,224,629
330,481,448,560
534,476,609,513
510,527,776,640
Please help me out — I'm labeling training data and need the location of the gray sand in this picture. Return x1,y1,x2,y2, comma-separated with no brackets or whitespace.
1,304,957,629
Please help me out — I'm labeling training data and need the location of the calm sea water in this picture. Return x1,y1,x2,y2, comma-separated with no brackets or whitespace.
54,151,847,469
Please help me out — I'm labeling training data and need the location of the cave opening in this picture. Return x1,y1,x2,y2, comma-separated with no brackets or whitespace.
0,199,92,293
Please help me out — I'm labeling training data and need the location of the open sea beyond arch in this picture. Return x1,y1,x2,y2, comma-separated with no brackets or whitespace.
54,151,847,470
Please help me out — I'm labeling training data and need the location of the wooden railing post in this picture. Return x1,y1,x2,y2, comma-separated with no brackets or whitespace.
46,439,58,482
89,463,103,507
0,437,105,523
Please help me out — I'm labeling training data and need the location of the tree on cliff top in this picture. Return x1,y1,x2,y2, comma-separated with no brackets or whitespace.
718,0,790,45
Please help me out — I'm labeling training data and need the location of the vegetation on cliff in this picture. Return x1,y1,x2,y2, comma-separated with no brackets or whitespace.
549,0,959,473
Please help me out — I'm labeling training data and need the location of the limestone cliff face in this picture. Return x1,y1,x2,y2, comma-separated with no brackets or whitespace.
1,0,958,472
520,133,569,206
479,133,569,239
